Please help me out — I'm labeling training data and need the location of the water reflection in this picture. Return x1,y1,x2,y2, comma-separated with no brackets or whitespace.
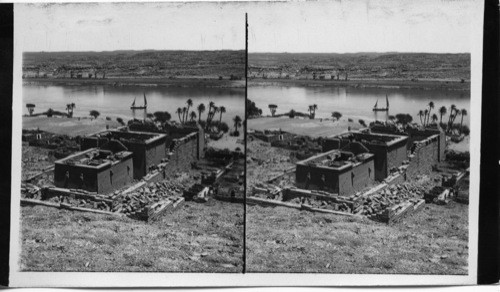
23,84,245,125
249,85,470,125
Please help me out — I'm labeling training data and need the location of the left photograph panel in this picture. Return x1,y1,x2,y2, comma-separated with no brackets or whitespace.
14,3,245,272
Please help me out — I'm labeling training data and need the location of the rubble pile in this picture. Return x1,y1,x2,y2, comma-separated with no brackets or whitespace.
111,181,185,217
356,183,428,217
21,180,187,220
21,183,42,200
249,180,434,223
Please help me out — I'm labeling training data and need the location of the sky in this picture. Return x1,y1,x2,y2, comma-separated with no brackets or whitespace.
17,2,246,52
16,0,480,53
247,0,479,53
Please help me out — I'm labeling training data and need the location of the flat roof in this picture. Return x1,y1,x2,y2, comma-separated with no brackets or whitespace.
88,129,167,145
297,149,374,171
328,131,408,147
55,148,133,170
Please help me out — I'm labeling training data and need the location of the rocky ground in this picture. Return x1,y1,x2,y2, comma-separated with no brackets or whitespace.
21,145,55,181
246,200,468,274
21,198,244,272
246,138,296,191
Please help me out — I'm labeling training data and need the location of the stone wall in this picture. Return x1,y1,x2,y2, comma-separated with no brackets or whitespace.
406,134,440,179
96,159,134,194
296,158,375,196
54,157,134,194
386,142,408,173
165,132,199,176
338,159,375,196
54,163,99,192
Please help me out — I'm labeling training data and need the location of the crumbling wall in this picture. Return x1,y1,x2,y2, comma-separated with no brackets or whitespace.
165,132,199,176
406,135,439,179
54,164,99,192
338,159,375,196
406,128,445,162
96,159,134,194
322,137,349,152
386,142,408,173
296,164,341,193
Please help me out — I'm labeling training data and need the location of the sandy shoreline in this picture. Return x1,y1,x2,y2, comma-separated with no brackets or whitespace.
23,77,245,88
248,78,470,91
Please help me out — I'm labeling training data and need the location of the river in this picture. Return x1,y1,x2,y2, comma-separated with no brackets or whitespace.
23,83,245,125
248,85,470,126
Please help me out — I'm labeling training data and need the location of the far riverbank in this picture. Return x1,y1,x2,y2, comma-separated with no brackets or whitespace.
248,78,470,91
23,77,245,88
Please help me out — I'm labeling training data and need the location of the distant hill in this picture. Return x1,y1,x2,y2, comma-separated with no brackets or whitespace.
248,52,470,81
23,50,245,79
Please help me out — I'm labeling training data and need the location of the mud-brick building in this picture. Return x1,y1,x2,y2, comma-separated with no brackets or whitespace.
54,148,134,194
296,149,375,196
405,128,446,178
323,131,408,181
80,130,167,179
162,123,205,175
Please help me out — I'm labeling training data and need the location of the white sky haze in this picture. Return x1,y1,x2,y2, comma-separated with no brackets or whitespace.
17,2,246,52
17,0,479,53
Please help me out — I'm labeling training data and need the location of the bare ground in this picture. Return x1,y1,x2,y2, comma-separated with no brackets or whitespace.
20,199,244,272
246,202,468,274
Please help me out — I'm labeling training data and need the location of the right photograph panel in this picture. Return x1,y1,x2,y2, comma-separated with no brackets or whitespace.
246,0,477,274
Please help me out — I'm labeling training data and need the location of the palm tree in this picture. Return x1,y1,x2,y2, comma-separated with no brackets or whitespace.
312,104,318,119
206,101,215,126
190,111,197,122
426,101,435,126
66,103,75,117
176,107,183,123
439,106,447,124
446,105,461,133
418,110,424,125
423,109,429,125
268,104,278,117
186,99,193,119
431,114,438,125
26,103,35,116
182,107,187,123
197,103,206,123
459,109,467,134
447,104,456,130
218,106,226,123
233,115,242,132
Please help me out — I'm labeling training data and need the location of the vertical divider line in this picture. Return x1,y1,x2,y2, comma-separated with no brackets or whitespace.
243,12,248,274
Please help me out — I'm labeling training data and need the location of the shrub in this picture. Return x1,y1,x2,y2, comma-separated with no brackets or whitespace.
89,110,100,119
45,108,54,117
